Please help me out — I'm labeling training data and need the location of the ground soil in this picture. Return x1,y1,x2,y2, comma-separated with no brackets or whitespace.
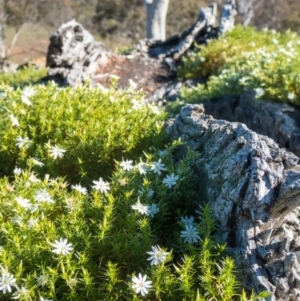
94,54,173,96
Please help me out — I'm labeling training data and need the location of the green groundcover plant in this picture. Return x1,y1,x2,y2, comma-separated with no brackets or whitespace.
0,66,47,88
0,79,165,185
169,26,300,114
0,74,271,300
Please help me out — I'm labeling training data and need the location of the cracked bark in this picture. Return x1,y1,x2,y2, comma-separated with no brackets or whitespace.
165,104,300,301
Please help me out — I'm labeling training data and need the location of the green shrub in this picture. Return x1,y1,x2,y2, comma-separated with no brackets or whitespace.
0,66,48,87
0,141,222,300
0,81,165,186
0,80,270,300
176,26,300,109
0,158,268,300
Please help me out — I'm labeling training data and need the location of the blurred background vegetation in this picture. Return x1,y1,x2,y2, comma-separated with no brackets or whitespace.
0,0,300,64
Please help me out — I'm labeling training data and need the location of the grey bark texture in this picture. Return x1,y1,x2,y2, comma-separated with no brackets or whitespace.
136,0,237,59
44,19,172,93
149,85,300,157
45,19,110,86
135,4,218,59
203,90,300,157
143,0,169,41
165,104,300,301
219,0,237,34
236,0,254,26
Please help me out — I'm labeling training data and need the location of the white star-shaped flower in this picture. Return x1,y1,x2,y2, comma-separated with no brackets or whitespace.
148,203,160,217
9,114,19,127
16,136,30,149
92,177,110,194
131,99,144,110
36,274,49,287
71,184,88,195
136,162,148,175
15,196,32,210
181,215,195,228
12,286,30,299
31,158,44,167
150,159,166,175
0,91,7,99
147,245,169,265
50,238,73,256
21,87,35,106
48,145,66,159
66,277,78,288
131,198,149,215
28,173,40,183
120,159,134,171
150,105,161,115
35,189,54,204
180,225,200,243
25,173,41,188
27,218,39,229
162,173,179,188
131,273,152,296
21,97,32,106
13,167,22,175
0,272,17,294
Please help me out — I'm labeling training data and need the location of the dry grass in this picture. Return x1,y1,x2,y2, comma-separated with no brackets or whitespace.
4,23,134,65
4,23,52,64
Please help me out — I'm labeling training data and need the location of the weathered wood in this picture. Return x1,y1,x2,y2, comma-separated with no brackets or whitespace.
236,0,255,26
45,19,111,87
202,90,300,157
44,19,172,91
219,0,237,34
142,0,169,41
135,0,238,59
135,4,218,59
44,2,239,86
166,104,300,301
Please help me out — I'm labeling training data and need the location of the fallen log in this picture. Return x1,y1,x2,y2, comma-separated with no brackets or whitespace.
165,104,300,301
43,19,171,90
135,0,237,59
134,3,218,60
43,1,237,88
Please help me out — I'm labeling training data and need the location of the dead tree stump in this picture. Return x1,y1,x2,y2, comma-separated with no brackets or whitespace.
44,2,237,87
46,19,111,87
